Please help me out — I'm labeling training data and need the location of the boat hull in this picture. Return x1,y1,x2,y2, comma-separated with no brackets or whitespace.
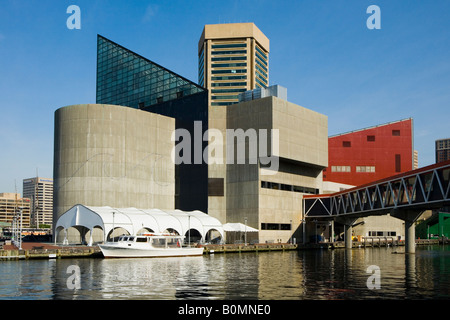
99,244,204,258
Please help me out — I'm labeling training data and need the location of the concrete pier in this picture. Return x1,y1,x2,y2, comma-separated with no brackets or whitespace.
391,209,425,254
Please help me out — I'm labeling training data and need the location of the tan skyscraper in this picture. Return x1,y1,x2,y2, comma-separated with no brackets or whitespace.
198,23,270,105
198,23,270,223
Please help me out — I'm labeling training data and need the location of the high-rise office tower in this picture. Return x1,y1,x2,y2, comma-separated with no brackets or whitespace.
198,23,270,223
436,138,450,163
22,177,53,228
198,23,270,106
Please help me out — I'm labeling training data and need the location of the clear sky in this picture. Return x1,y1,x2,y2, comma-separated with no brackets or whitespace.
0,0,449,194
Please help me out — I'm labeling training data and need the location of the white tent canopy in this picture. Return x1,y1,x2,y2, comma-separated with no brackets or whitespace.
55,204,225,245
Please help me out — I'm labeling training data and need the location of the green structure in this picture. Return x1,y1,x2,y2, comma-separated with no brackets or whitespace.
416,212,450,239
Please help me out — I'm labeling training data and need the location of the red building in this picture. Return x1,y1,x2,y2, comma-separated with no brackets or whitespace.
323,118,414,186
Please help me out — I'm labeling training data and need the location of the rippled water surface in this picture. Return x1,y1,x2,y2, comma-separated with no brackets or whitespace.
1,245,450,300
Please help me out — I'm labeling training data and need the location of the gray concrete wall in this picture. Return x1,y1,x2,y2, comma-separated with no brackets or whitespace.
226,97,328,243
53,104,175,223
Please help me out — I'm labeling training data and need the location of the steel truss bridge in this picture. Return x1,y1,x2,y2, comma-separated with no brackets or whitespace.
303,160,450,252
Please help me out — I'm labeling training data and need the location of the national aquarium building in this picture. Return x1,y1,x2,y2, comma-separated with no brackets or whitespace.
54,26,328,244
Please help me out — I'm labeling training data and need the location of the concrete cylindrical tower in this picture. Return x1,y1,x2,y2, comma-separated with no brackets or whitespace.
53,104,175,226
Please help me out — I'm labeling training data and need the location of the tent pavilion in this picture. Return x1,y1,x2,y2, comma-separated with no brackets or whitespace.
222,223,259,244
54,204,225,245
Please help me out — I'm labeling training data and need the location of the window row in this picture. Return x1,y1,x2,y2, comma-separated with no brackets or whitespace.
211,88,247,94
212,56,246,62
211,50,247,55
211,95,239,100
255,45,268,62
261,181,319,195
211,63,247,68
261,223,291,231
211,101,235,106
331,166,351,173
211,75,247,81
211,82,247,87
211,69,246,74
330,166,376,173
368,231,397,237
356,166,376,173
212,43,247,49
255,50,268,65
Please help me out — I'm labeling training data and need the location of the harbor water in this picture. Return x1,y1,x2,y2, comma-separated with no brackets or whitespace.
1,245,449,300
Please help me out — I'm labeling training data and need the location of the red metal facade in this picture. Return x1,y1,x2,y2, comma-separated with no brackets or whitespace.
323,119,413,186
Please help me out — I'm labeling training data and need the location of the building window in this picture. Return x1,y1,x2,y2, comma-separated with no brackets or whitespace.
212,43,247,49
356,166,375,173
395,154,401,172
261,181,318,194
331,166,351,172
392,130,401,136
367,135,375,142
343,141,351,147
261,223,291,230
208,178,224,196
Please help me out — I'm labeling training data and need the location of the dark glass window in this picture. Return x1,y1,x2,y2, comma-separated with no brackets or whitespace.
211,69,246,74
343,141,351,147
392,130,401,136
212,43,247,49
208,178,224,196
96,35,205,109
211,63,247,68
395,154,401,172
211,50,247,55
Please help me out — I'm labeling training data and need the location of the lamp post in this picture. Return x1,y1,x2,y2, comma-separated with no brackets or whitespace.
244,217,247,246
301,219,306,244
19,208,23,250
188,214,191,247
112,211,115,242
290,219,292,244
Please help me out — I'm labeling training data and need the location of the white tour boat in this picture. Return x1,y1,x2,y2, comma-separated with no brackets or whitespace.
99,233,204,258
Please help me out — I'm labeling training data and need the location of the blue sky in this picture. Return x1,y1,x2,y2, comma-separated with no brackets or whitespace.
0,0,449,194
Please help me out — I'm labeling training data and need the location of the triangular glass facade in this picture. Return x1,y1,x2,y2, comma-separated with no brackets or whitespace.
96,35,205,109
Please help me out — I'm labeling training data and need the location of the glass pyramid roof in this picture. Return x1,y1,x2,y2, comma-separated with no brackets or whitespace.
96,35,205,109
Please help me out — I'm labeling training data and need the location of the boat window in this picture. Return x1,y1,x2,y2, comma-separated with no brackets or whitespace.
152,238,166,248
121,237,128,241
136,237,148,243
167,238,181,248
128,237,135,241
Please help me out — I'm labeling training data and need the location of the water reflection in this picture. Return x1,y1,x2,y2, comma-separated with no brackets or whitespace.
1,245,450,300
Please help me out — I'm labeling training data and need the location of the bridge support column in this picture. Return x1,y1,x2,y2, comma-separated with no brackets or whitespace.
391,209,424,254
344,224,352,249
336,217,357,249
405,219,416,254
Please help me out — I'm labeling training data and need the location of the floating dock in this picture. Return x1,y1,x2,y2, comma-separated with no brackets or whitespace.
202,243,298,254
0,243,102,260
305,238,441,249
